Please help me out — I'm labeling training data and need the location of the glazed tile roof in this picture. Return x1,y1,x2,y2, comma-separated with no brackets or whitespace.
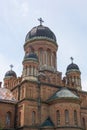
0,87,16,102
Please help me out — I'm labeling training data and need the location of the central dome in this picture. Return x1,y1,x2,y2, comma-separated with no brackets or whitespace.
25,25,56,43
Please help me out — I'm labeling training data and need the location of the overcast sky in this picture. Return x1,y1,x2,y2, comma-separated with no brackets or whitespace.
0,0,87,90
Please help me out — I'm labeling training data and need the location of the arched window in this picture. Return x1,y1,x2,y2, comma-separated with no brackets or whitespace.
47,49,51,66
32,111,36,125
6,112,11,127
65,110,69,125
82,118,86,129
39,48,44,65
25,66,27,76
29,65,31,75
74,110,78,125
33,66,34,75
19,112,21,126
52,52,56,68
29,89,32,98
56,110,60,126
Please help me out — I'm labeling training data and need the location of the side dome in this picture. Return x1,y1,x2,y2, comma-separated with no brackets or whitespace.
25,25,57,43
66,63,80,73
47,88,79,102
23,53,38,62
4,70,17,79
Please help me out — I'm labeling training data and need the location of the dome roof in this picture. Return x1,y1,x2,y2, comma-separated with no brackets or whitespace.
66,63,80,73
5,70,17,79
25,25,57,43
47,88,79,102
23,53,38,62
0,88,16,102
54,88,79,99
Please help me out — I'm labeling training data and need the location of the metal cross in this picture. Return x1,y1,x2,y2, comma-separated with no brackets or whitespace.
38,18,44,25
10,64,13,70
70,57,74,63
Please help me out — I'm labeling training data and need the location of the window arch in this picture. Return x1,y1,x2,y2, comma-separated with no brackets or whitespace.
65,110,69,125
32,111,36,125
6,112,11,127
56,110,60,126
74,110,78,125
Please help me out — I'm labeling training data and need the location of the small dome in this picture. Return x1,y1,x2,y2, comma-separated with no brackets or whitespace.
23,53,38,62
66,63,80,73
0,88,16,102
5,70,17,79
25,25,57,43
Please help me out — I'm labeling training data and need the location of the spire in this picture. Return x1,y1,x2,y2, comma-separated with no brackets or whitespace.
38,18,44,25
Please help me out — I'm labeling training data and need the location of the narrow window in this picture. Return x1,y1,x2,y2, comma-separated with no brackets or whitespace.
53,52,56,68
29,65,31,75
47,49,51,66
39,48,43,65
6,112,11,127
32,111,36,125
65,110,69,125
74,110,78,125
82,118,86,129
56,110,60,126
19,112,21,126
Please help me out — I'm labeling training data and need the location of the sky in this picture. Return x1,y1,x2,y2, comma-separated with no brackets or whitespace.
0,0,87,90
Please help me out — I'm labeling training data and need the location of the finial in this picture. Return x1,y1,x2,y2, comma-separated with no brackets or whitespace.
38,18,44,25
10,64,13,70
70,57,74,63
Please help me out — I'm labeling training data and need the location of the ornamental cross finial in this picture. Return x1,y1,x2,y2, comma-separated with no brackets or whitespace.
70,57,74,63
10,64,13,70
38,18,44,25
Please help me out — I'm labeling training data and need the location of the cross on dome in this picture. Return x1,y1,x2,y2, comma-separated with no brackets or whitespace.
70,57,74,63
10,64,13,70
38,18,44,25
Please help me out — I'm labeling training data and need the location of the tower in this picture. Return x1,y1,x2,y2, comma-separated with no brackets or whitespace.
66,57,81,90
23,18,58,74
22,46,39,81
4,65,17,90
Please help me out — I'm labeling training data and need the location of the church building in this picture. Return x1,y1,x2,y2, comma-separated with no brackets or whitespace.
0,18,87,130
